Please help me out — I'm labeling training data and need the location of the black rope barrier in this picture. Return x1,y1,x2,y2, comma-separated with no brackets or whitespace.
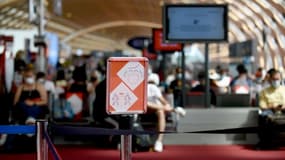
50,123,285,136
44,131,63,160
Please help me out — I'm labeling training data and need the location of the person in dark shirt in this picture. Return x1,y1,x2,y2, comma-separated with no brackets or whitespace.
69,64,88,94
169,68,183,106
92,79,119,129
14,50,26,73
230,64,252,94
190,71,216,106
92,78,120,148
92,57,117,127
92,79,107,122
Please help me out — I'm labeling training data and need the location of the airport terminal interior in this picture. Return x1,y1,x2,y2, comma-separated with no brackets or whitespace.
1,0,285,159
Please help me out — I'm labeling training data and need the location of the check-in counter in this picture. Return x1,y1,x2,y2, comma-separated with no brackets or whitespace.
215,94,251,107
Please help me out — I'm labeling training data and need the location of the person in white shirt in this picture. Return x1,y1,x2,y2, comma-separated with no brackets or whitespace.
36,72,56,96
147,73,186,152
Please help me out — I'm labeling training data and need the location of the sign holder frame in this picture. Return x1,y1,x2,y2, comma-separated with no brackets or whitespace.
106,57,149,160
106,57,148,115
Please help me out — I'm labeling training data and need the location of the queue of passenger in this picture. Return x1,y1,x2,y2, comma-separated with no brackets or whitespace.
164,65,285,149
164,64,272,108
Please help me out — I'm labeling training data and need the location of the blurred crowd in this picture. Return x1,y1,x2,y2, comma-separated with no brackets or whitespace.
1,50,285,151
1,49,284,124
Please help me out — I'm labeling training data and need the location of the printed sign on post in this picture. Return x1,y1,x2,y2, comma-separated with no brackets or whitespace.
106,57,148,114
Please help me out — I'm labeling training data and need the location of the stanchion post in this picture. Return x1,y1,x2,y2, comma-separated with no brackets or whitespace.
37,120,48,160
121,134,132,160
204,43,210,108
120,115,132,160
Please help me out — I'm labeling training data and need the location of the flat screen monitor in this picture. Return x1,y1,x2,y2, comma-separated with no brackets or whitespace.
163,4,228,42
152,28,182,51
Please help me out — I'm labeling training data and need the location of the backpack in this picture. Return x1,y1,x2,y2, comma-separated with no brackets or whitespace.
53,98,74,120
131,118,153,152
230,76,252,94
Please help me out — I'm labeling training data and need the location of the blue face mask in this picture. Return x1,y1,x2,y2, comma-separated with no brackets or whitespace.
271,80,281,88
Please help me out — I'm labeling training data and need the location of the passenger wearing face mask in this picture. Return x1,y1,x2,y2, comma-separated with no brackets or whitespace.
257,69,285,149
259,69,285,111
13,66,48,124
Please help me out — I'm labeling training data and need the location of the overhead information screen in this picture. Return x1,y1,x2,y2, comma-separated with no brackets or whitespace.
164,5,228,42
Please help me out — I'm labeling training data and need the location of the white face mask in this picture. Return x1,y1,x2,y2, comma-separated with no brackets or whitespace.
37,78,45,84
25,77,35,84
271,80,281,88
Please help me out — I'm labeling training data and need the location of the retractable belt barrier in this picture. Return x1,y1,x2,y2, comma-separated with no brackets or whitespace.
0,125,36,134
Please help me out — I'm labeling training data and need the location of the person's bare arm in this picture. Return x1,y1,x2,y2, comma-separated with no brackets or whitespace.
158,96,169,106
87,83,94,94
281,88,285,110
158,95,174,111
147,102,173,112
147,102,163,110
13,85,22,105
35,84,48,106
259,90,270,110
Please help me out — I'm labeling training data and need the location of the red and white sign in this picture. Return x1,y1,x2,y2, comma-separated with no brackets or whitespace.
106,57,148,114
152,28,182,51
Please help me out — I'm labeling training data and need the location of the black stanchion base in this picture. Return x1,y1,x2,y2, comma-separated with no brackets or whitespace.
119,115,153,153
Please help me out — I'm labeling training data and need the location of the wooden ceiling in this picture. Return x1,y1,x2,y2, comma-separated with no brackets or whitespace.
51,0,164,52
1,0,285,68
57,0,162,26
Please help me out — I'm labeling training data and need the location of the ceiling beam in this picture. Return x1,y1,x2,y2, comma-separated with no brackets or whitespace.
0,0,22,9
62,20,161,43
